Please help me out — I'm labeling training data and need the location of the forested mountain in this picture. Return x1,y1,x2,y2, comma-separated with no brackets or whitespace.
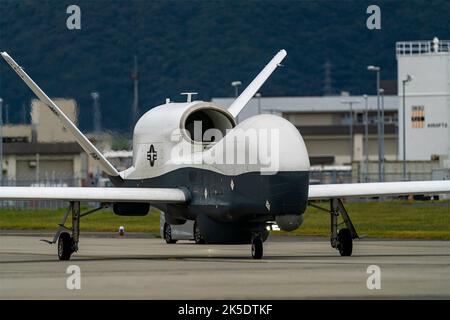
1,0,449,132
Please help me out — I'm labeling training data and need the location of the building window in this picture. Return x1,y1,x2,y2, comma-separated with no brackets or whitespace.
411,105,425,128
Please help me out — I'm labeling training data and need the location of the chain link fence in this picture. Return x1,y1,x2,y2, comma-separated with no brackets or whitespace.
1,166,448,209
310,170,437,184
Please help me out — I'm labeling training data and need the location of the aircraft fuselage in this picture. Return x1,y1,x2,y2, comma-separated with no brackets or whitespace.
113,102,311,243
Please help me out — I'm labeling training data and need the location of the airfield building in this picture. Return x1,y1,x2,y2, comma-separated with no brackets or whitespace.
2,99,88,187
212,39,450,182
396,38,450,166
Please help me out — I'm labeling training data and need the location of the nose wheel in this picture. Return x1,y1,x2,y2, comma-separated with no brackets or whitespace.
251,234,263,259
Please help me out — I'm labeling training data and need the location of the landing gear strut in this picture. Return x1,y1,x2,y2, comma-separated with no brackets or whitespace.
53,201,80,261
310,198,359,256
42,202,105,261
330,199,358,256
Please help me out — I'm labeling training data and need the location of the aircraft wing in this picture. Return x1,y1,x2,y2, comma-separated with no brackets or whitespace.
308,180,450,200
0,52,122,180
227,50,287,118
0,187,188,203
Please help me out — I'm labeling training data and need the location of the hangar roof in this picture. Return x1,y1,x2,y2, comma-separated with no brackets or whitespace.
212,95,399,114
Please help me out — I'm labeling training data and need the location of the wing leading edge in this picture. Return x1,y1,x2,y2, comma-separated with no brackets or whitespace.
0,187,188,203
308,180,450,200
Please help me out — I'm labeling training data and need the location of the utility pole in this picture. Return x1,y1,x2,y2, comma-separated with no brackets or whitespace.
21,103,27,124
131,54,139,128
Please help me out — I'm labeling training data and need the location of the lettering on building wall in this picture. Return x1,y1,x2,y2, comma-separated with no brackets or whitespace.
427,122,448,128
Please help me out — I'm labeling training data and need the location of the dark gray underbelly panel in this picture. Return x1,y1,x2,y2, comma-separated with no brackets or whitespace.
118,168,309,223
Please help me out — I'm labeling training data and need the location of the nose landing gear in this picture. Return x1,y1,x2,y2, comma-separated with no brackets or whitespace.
251,234,263,259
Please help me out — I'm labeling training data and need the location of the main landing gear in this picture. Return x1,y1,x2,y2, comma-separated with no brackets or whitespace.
309,198,359,256
42,201,105,261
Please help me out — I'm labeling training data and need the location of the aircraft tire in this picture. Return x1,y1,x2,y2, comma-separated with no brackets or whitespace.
337,228,353,256
164,223,177,244
194,221,205,244
251,238,263,259
58,232,74,261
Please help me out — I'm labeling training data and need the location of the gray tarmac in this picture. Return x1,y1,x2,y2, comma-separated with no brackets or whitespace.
0,233,449,299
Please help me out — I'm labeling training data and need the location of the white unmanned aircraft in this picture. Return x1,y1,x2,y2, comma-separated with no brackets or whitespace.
1,50,449,260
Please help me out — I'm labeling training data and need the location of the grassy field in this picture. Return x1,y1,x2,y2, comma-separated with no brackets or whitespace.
0,200,449,239
289,200,450,239
0,207,162,233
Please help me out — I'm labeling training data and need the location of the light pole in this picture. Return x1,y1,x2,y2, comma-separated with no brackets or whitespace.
231,81,242,98
363,94,369,182
340,100,360,164
255,92,262,114
91,92,100,133
231,81,242,122
379,88,385,182
367,65,382,182
402,74,412,181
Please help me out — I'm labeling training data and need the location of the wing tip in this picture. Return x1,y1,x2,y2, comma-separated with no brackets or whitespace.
1,52,13,64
